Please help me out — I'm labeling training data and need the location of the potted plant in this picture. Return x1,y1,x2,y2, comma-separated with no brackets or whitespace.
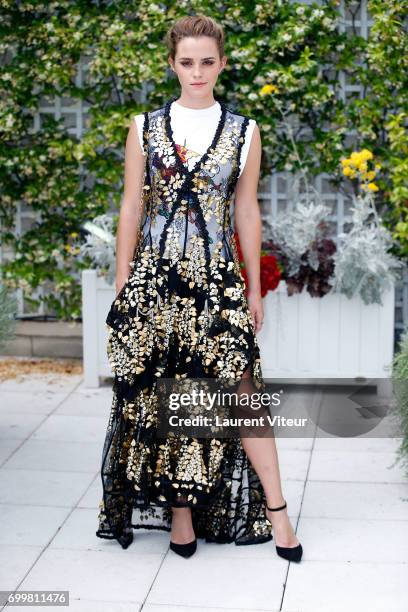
79,214,117,386
234,149,403,380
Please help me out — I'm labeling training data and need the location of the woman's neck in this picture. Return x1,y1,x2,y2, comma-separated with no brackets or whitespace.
174,95,217,110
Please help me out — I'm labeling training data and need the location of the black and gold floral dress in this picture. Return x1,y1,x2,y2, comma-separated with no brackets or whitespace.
96,96,272,549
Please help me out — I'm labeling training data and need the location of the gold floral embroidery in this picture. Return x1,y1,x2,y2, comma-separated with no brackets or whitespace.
96,98,270,549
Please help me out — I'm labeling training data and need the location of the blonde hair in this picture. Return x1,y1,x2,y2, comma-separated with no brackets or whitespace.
165,14,225,61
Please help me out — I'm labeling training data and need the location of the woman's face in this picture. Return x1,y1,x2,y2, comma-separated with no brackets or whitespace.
169,36,227,99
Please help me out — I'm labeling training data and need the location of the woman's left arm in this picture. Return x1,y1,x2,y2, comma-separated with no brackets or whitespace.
234,123,264,333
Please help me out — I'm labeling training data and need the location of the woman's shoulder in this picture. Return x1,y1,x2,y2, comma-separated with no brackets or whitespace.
225,105,256,128
132,109,155,134
133,113,145,126
136,104,166,118
133,109,152,124
132,113,150,155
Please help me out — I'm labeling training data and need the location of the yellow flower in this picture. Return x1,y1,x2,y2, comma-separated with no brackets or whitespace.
360,148,373,161
367,182,379,192
342,166,353,176
260,84,278,96
375,164,381,170
343,149,374,173
350,151,362,165
70,232,78,238
65,244,72,252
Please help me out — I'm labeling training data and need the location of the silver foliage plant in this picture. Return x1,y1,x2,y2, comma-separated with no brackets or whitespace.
264,195,333,278
391,323,408,476
262,173,337,297
331,192,404,305
79,214,116,285
263,169,403,304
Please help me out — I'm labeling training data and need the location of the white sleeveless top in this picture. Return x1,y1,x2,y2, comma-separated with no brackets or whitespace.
134,99,256,177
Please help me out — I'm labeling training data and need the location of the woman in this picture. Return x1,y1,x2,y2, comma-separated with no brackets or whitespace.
96,14,302,563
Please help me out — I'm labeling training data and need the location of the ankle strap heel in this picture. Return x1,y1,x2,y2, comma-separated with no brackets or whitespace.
266,500,287,512
264,499,303,563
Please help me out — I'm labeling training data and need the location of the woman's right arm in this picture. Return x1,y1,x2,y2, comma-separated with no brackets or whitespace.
114,118,146,297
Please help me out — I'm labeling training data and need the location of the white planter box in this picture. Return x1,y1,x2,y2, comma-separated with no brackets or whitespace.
81,269,115,387
82,270,395,387
257,280,395,380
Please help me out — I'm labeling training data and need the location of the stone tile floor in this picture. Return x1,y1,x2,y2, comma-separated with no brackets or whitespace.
0,373,407,611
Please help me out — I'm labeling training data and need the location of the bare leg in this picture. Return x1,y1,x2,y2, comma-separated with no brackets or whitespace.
238,367,300,548
170,506,195,544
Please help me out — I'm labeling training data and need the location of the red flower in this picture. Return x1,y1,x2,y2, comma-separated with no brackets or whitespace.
260,254,281,297
233,231,281,297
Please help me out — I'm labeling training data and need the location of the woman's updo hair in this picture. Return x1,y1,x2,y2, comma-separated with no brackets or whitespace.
165,14,225,61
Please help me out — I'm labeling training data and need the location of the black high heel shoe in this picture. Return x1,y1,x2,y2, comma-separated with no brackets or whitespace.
115,527,133,550
265,500,303,563
169,538,197,558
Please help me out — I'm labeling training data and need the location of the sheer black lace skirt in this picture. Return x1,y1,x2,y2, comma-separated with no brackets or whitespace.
96,244,273,549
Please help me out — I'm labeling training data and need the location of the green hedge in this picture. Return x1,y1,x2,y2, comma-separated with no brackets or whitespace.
0,0,406,320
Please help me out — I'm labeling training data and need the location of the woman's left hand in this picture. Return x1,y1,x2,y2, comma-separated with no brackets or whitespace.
247,289,264,333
